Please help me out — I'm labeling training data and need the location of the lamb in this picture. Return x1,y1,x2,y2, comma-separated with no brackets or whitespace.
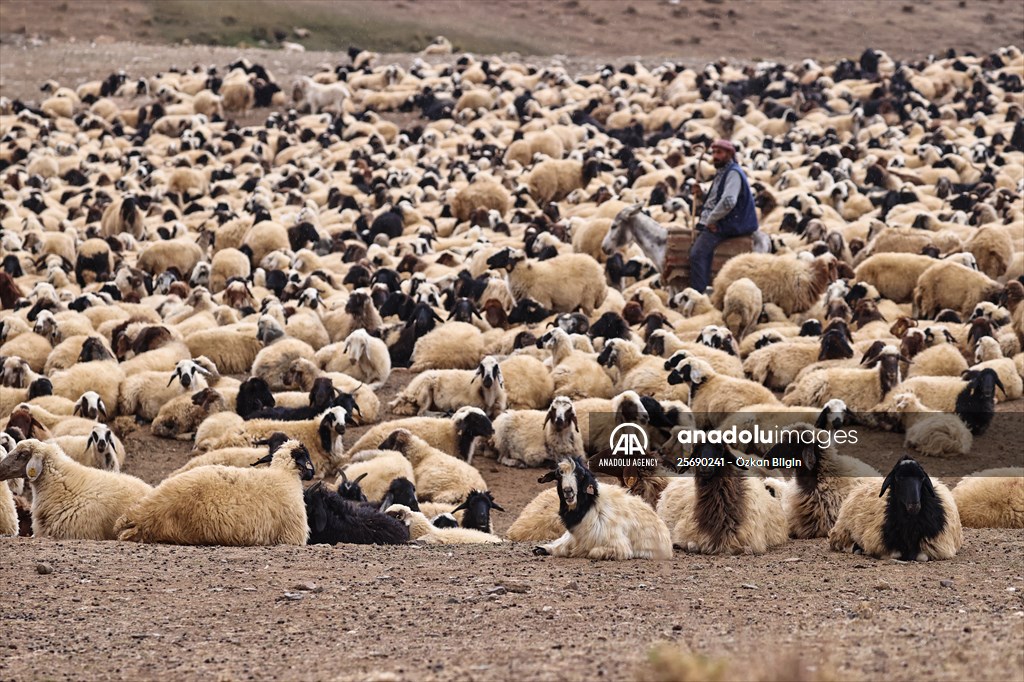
951,468,1024,528
533,456,672,560
488,396,584,468
487,247,607,315
656,444,789,555
116,439,315,546
828,456,963,561
377,428,487,504
913,260,1003,318
0,439,152,540
304,481,410,545
197,406,350,478
340,450,415,504
762,424,881,538
782,344,905,410
721,277,763,340
384,504,503,544
667,357,779,427
345,406,494,462
388,356,507,420
710,253,836,316
51,423,126,471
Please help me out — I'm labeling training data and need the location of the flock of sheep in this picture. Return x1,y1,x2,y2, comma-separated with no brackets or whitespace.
0,43,1023,564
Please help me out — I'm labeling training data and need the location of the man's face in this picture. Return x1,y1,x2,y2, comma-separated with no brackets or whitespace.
711,147,731,168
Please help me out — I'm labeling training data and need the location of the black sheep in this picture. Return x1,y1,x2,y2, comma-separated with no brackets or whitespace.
955,368,1005,435
304,482,410,546
877,457,950,561
235,377,276,418
452,490,505,534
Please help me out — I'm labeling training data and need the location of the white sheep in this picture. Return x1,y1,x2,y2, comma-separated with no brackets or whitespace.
117,439,315,545
389,356,507,419
293,76,351,114
951,468,1024,528
488,247,607,315
488,396,584,468
721,277,763,340
50,423,126,471
0,439,152,540
345,406,494,462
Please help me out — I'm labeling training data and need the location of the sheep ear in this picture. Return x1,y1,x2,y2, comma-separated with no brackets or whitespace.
571,413,579,432
921,476,936,499
98,400,108,420
538,470,559,484
585,484,597,495
543,409,553,428
879,470,896,498
378,492,394,513
167,373,177,387
354,472,368,484
490,500,505,512
994,375,1007,398
943,329,955,344
73,402,82,417
251,453,273,467
86,431,97,449
25,454,44,481
452,499,470,512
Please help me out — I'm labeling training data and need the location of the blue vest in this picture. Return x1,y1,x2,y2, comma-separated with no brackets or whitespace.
713,161,759,237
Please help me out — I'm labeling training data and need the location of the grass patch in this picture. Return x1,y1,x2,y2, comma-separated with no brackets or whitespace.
147,0,545,54
641,644,841,682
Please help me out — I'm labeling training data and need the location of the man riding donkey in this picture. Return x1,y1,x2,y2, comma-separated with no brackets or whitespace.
690,139,766,293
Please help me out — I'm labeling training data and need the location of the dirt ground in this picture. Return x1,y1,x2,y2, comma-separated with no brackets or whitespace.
2,368,1023,682
2,2,1024,680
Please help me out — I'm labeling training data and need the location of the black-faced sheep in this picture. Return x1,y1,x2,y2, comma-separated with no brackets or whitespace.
828,456,963,561
304,480,410,545
533,456,672,560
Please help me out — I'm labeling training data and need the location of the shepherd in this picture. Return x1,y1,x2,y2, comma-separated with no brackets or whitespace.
690,139,760,293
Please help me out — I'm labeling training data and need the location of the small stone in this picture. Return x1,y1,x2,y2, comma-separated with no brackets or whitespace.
874,582,891,591
487,586,507,596
281,592,304,601
35,562,53,575
672,624,683,631
446,597,459,604
293,582,317,592
940,579,954,588
741,583,757,590
782,557,801,562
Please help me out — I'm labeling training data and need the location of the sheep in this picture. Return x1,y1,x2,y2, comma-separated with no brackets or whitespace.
881,392,974,458
743,328,854,391
913,260,1003,318
782,344,905,410
117,439,314,545
951,468,1024,528
487,247,607,315
451,489,505,534
762,424,881,538
384,504,503,544
828,456,963,561
533,456,672,560
377,428,487,504
0,445,17,536
340,450,415,504
498,354,554,409
151,387,230,439
668,357,779,426
506,488,564,542
304,481,410,545
969,356,1024,400
345,406,494,462
389,356,507,420
853,253,940,304
136,239,205,279
905,340,969,379
536,327,614,400
51,423,125,471
0,439,152,540
252,322,316,391
185,326,264,375
204,402,349,469
279,359,382,424
450,177,512,223
328,329,391,387
408,321,486,371
525,159,584,206
721,277,763,340
657,444,789,555
488,396,584,468
710,253,836,316
597,338,681,400
73,391,108,421
895,367,1004,434
49,361,124,418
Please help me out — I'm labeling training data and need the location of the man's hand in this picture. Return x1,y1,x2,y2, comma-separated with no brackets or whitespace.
692,183,703,199
707,223,719,233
